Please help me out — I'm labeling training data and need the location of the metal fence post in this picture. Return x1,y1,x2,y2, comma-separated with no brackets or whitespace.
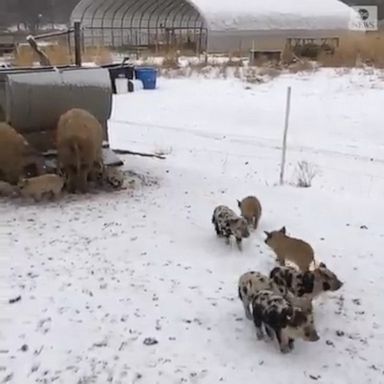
279,86,292,185
74,21,82,67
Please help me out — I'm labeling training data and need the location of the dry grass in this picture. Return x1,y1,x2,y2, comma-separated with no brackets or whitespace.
9,33,384,87
13,41,72,66
319,32,384,68
286,59,317,73
84,46,113,65
12,41,113,67
162,49,180,69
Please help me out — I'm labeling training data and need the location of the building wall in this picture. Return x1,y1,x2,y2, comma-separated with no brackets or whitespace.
207,29,357,53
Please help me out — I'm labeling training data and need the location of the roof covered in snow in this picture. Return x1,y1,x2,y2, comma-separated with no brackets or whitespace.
190,0,361,31
71,0,362,33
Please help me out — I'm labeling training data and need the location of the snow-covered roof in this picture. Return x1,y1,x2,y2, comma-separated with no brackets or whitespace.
189,0,362,31
72,0,362,32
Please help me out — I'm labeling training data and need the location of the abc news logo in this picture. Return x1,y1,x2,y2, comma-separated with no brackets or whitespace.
350,5,378,31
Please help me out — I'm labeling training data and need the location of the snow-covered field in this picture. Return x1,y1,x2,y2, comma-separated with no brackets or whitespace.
1,68,384,383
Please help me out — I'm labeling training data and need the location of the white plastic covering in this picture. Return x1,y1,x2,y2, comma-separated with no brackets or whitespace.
190,0,360,31
71,0,361,51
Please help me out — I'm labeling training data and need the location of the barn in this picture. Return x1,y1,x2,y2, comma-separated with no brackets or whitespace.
70,0,363,53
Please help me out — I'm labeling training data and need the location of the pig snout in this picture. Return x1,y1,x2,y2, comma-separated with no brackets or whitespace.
335,280,343,290
308,330,320,342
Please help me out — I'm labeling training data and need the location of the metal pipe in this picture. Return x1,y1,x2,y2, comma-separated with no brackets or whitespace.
74,21,82,66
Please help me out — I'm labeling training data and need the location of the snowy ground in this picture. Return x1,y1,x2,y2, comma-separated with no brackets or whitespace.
1,68,384,383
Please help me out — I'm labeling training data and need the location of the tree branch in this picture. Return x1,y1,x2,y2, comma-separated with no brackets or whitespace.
26,34,52,66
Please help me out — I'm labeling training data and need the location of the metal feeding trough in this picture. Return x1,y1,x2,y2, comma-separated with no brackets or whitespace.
0,64,123,169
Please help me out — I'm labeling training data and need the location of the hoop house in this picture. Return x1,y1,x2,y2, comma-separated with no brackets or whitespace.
70,0,363,52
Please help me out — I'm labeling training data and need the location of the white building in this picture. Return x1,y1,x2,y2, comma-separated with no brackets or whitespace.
70,0,363,53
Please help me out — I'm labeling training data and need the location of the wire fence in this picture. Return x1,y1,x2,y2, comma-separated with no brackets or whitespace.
81,26,208,54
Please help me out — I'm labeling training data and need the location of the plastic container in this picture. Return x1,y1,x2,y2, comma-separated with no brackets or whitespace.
103,57,134,94
129,79,143,92
115,74,128,94
135,67,157,90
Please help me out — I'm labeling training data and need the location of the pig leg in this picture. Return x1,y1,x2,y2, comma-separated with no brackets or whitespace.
214,222,222,237
89,160,105,187
276,328,291,353
236,237,242,251
223,227,231,245
50,189,61,200
242,298,252,320
264,324,275,341
298,260,310,272
238,287,252,320
252,305,264,340
53,189,61,200
77,168,88,193
46,190,54,200
277,254,286,266
244,302,252,320
66,168,77,193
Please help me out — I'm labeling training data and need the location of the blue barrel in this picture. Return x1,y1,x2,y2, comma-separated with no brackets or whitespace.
135,67,157,90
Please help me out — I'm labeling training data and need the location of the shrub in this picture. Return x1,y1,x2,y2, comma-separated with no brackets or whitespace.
294,160,319,188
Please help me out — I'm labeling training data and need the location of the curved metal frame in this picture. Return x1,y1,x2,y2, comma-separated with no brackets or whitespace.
71,0,208,49
169,1,190,42
146,0,170,46
109,0,131,46
118,0,140,45
154,0,180,28
89,0,107,45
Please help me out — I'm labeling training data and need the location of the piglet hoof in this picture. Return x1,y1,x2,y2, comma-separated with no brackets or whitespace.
236,239,242,251
280,345,291,354
264,326,274,341
256,330,264,340
245,310,253,321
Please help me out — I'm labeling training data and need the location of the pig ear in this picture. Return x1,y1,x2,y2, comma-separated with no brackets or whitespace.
264,231,270,237
303,272,315,288
319,262,326,268
280,226,286,234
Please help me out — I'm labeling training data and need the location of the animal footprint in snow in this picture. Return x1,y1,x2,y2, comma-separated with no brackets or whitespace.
143,337,158,346
36,318,51,334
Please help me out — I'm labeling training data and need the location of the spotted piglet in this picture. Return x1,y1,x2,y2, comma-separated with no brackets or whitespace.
251,290,319,353
238,271,312,320
212,205,250,250
269,263,343,311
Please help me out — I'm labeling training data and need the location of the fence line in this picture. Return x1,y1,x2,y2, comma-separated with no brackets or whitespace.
81,25,208,54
